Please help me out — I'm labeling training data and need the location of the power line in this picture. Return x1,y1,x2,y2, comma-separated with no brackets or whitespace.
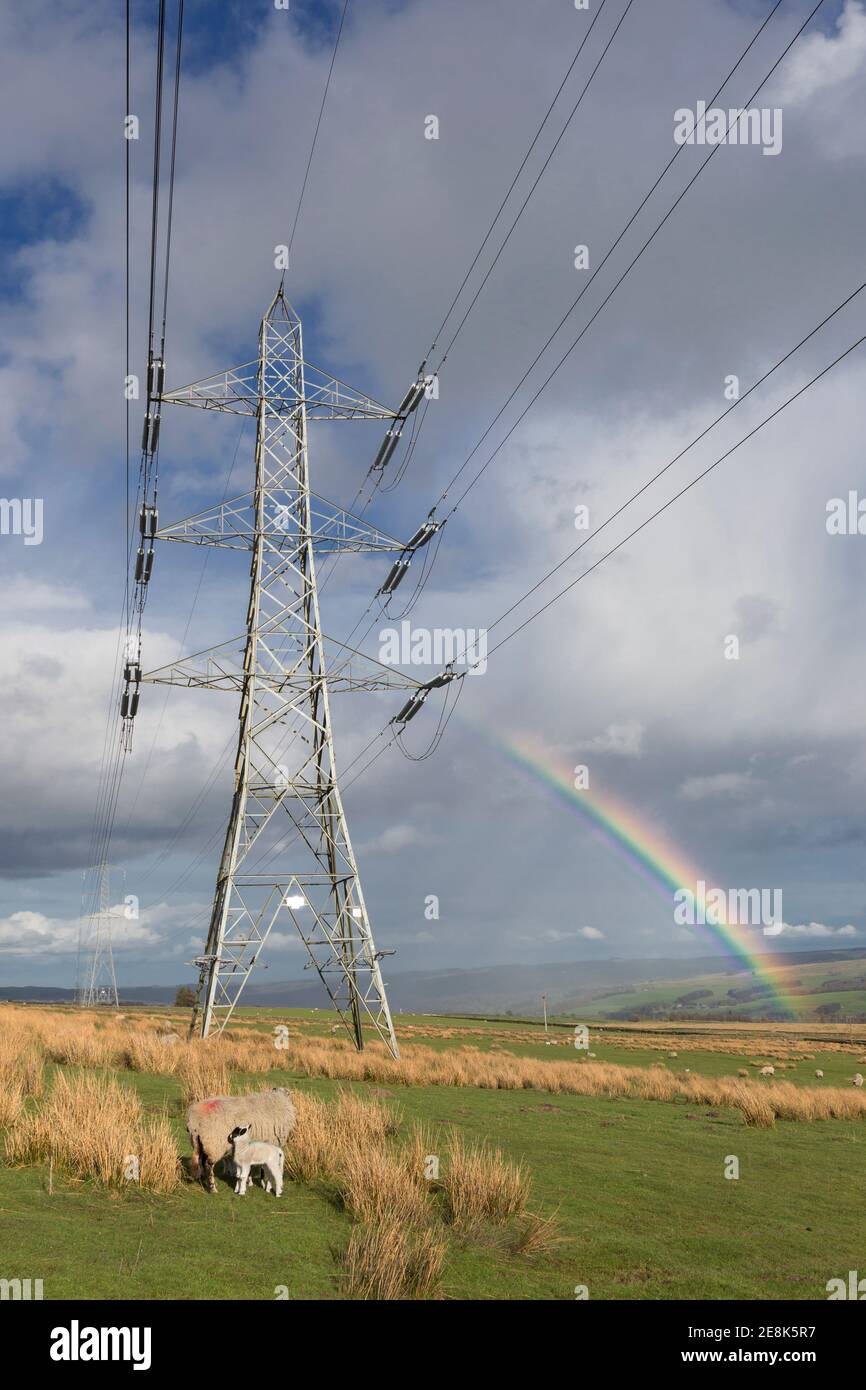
431,0,801,518
158,0,184,354
283,0,351,272
435,0,638,373
471,279,866,652
303,321,866,803
484,328,866,662
146,0,167,360
313,0,806,721
85,0,186,917
425,0,615,364
351,0,633,515
330,0,797,667
119,418,247,840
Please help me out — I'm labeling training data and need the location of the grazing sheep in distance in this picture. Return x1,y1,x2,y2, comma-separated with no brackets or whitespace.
228,1124,284,1197
187,1088,297,1194
759,1065,775,1077
668,1052,678,1058
815,1069,824,1079
853,1074,864,1088
738,1069,749,1077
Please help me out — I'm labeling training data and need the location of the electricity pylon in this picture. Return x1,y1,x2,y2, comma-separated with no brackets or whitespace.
78,861,120,1007
141,287,420,1055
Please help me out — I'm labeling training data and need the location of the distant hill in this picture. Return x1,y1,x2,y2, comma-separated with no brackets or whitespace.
3,948,865,1018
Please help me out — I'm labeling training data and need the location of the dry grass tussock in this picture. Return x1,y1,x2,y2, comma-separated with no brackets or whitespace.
285,1090,401,1183
439,1133,529,1228
4,1070,180,1192
0,1025,46,1130
341,1219,446,1300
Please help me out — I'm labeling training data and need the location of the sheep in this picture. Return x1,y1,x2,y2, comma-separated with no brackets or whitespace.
815,1069,824,1079
759,1065,775,1077
228,1125,284,1197
738,1069,749,1077
187,1087,297,1193
853,1074,864,1088
668,1052,678,1058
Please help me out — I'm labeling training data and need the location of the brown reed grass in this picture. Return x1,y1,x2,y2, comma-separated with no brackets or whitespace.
4,1070,180,1192
440,1133,529,1228
3,1006,865,1129
340,1219,446,1300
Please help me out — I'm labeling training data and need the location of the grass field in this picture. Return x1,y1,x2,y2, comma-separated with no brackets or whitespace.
2,1004,865,1300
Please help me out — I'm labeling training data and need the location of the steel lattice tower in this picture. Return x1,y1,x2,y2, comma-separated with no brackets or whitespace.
78,862,120,1008
142,288,421,1054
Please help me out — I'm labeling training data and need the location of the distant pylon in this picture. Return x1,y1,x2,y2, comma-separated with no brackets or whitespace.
78,862,120,1007
142,288,422,1054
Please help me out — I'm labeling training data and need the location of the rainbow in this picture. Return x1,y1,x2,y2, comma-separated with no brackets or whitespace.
465,721,796,1015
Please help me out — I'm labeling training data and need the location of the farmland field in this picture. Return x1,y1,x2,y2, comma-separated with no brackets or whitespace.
2,1004,865,1301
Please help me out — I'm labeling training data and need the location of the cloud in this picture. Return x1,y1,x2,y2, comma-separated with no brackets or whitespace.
0,904,171,956
360,824,428,853
767,922,859,939
1,580,89,614
679,771,755,801
731,594,781,646
262,931,306,953
777,1,866,104
531,926,605,943
573,721,644,758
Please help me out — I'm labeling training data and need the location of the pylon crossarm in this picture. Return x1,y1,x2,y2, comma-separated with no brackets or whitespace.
157,490,406,553
161,359,398,421
142,629,423,693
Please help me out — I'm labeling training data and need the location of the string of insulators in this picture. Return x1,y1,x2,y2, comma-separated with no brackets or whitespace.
134,504,159,584
120,655,142,749
377,509,442,596
134,353,165,612
369,367,429,476
392,666,460,728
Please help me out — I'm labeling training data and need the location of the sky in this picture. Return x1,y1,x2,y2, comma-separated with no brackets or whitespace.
0,0,864,989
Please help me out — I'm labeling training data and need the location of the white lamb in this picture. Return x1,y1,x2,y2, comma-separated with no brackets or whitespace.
853,1074,864,1088
815,1069,824,1079
759,1065,775,1077
228,1124,284,1197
